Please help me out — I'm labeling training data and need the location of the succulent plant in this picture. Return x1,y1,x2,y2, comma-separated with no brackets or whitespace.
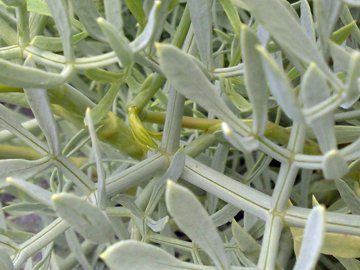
0,0,360,269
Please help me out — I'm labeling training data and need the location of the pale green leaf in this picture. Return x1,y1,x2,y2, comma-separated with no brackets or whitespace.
257,47,303,122
130,0,162,52
52,193,114,244
219,0,242,35
104,0,123,31
301,63,335,153
97,17,134,67
342,52,360,108
44,0,73,59
0,251,14,270
124,0,146,29
313,0,343,56
0,157,51,186
187,0,213,68
85,108,106,208
25,87,60,155
101,240,210,270
90,84,120,125
30,32,88,53
70,0,104,41
6,177,52,207
157,44,249,134
27,0,51,16
335,178,360,215
0,59,71,88
293,205,325,270
241,25,268,135
165,181,229,270
342,0,360,7
238,0,329,75
300,0,316,42
231,220,260,263
65,229,92,270
145,149,185,215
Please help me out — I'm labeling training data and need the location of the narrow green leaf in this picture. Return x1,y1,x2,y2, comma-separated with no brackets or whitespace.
0,157,51,186
70,0,104,41
84,68,126,83
257,46,303,122
301,63,336,153
130,0,162,52
90,84,119,125
313,0,343,56
101,240,208,270
300,0,316,42
219,0,242,35
231,220,260,263
187,0,213,68
211,204,240,227
331,21,356,45
145,149,185,214
104,0,123,31
335,178,360,215
52,193,114,243
293,205,325,270
25,87,60,155
0,59,71,88
97,17,134,67
44,0,73,60
165,181,229,270
0,251,14,270
0,104,48,154
27,0,51,16
241,25,268,135
323,149,348,179
157,44,249,134
30,32,88,53
124,0,146,29
65,229,92,270
342,52,360,108
85,108,106,209
238,0,329,74
6,177,52,207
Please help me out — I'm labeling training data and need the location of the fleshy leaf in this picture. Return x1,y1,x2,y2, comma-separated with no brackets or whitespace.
341,52,360,108
301,63,336,153
70,0,104,41
165,181,229,270
241,25,268,135
130,1,162,52
101,240,208,270
97,17,134,67
335,178,360,215
157,43,249,134
187,0,212,68
44,0,73,59
25,87,60,155
293,205,325,270
257,46,303,122
52,193,114,244
238,0,329,74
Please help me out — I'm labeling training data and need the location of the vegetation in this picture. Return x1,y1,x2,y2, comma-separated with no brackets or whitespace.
0,0,360,269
